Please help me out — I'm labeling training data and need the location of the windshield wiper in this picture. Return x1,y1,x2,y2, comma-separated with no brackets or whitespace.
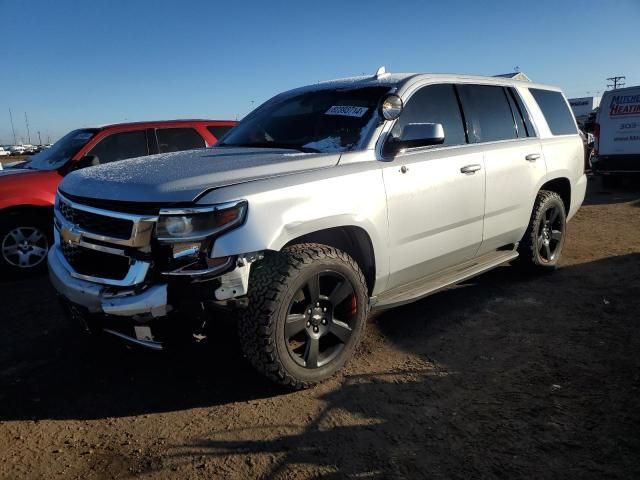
218,142,320,153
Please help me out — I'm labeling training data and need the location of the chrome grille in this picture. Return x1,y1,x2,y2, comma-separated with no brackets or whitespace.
59,199,133,240
61,242,131,281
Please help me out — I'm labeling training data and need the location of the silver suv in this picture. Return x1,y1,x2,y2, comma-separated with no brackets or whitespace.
48,70,587,388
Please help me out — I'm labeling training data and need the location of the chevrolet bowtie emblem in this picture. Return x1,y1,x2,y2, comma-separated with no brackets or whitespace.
60,225,81,244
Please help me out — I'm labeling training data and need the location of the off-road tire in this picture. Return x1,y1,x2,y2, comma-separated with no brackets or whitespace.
518,190,566,271
238,243,369,390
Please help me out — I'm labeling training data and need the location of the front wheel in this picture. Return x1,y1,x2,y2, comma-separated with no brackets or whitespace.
0,214,51,275
238,243,369,389
518,190,566,271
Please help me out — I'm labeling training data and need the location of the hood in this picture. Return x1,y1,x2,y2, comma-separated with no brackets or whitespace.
0,166,33,177
59,147,341,203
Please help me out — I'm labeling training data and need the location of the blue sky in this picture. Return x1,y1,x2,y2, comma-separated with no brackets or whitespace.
1,0,639,143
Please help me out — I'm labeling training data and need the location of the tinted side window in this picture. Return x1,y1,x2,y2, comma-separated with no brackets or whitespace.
505,89,528,138
88,130,148,164
156,128,205,153
391,84,466,147
529,88,577,135
207,125,234,141
459,85,517,142
508,88,536,137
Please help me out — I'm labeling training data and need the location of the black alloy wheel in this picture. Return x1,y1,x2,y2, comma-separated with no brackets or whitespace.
536,204,564,263
238,243,369,389
284,270,358,369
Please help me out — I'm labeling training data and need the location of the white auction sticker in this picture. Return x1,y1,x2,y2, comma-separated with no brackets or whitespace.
325,105,369,117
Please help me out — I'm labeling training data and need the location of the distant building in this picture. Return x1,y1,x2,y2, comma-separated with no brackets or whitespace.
568,96,601,124
493,72,531,82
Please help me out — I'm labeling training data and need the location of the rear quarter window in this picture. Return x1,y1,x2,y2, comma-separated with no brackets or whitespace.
207,125,234,141
529,89,577,136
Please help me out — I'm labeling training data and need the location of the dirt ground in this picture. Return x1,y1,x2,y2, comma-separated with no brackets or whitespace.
1,178,639,479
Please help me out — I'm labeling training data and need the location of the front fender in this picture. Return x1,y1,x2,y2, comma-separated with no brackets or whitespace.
0,170,60,211
201,163,390,293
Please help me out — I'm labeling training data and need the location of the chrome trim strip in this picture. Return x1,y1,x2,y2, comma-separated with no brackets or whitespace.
161,256,235,277
58,192,159,222
53,232,150,287
103,329,164,351
74,239,129,257
158,199,246,215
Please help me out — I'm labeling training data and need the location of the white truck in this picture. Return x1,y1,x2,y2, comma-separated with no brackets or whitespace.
48,70,587,389
592,85,640,181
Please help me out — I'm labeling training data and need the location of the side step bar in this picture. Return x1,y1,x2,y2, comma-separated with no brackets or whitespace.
372,249,519,310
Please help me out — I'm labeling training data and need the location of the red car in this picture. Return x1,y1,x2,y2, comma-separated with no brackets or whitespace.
0,119,236,274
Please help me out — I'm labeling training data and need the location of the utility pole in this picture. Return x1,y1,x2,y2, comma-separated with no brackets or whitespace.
606,76,626,90
8,108,16,144
24,112,31,144
38,131,42,145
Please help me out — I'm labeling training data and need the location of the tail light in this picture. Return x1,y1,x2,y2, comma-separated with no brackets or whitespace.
593,123,600,154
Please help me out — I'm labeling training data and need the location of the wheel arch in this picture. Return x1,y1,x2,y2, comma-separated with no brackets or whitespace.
1,204,53,223
284,226,376,295
539,177,571,214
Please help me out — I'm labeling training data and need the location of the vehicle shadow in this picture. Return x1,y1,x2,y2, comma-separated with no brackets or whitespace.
141,255,640,478
1,254,638,431
0,274,281,421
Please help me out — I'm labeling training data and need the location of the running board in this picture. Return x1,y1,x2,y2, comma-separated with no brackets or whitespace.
372,249,519,310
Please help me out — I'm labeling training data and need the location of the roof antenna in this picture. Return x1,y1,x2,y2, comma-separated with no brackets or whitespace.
375,66,388,78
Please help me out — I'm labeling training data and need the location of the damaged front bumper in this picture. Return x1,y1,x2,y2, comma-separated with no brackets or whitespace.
48,246,260,350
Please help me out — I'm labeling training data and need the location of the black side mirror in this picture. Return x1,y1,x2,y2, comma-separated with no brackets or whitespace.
73,155,100,171
385,123,445,156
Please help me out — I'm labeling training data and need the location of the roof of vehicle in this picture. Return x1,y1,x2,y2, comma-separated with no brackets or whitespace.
284,72,562,96
599,84,640,97
90,119,237,130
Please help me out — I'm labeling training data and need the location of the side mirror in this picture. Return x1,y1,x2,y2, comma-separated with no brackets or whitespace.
385,123,445,155
73,155,100,171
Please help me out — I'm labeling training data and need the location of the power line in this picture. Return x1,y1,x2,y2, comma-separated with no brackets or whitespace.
606,75,625,90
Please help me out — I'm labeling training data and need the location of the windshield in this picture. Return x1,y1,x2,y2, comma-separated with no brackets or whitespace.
219,86,390,153
27,129,99,170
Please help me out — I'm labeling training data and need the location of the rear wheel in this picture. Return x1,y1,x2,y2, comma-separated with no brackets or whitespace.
0,214,51,275
238,243,369,389
518,190,566,271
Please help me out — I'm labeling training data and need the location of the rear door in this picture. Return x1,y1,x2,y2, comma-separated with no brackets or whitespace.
382,83,485,290
458,84,546,255
155,127,206,153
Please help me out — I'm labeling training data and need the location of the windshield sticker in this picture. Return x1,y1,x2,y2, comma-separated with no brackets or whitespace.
325,106,369,118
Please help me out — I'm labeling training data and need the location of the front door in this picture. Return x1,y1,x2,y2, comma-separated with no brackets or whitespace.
381,84,485,290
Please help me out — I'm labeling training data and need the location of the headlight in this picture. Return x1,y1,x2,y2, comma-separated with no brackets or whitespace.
155,200,247,242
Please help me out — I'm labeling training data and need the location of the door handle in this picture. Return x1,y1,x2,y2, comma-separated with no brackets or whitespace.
460,164,481,174
525,153,541,162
